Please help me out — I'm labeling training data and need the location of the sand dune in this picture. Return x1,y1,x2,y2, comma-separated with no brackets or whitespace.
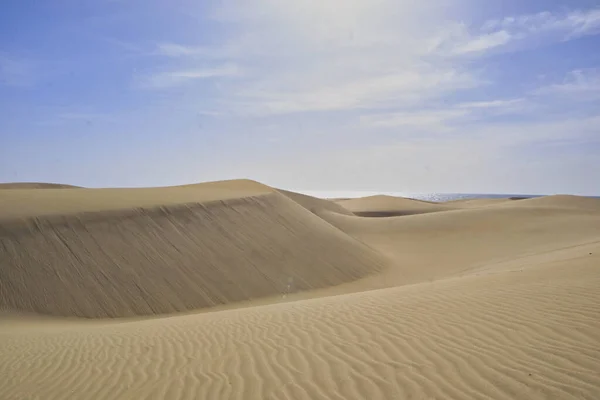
0,179,273,220
500,194,600,211
277,189,354,215
1,243,598,400
0,182,386,318
321,198,600,286
442,197,517,207
337,194,455,216
1,182,599,399
0,182,81,189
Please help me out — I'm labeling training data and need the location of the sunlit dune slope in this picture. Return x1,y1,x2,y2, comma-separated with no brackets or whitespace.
0,184,387,318
0,179,272,220
1,243,598,400
321,196,600,285
498,194,600,211
442,198,516,207
0,182,82,189
337,194,455,216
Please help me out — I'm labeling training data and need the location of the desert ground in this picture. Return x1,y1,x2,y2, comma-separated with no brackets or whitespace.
1,179,599,399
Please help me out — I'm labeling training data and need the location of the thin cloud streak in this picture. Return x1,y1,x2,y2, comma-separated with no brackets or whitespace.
135,64,242,89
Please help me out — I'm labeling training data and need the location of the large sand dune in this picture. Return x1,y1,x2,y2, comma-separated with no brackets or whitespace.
1,181,599,399
0,183,385,318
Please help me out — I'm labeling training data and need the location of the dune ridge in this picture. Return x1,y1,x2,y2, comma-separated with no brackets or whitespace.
0,182,82,189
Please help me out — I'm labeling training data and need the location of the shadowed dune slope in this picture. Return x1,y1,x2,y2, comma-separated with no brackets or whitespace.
0,191,387,318
0,182,82,189
337,194,455,216
277,189,354,215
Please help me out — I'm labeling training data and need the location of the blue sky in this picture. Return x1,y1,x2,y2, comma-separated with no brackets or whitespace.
1,0,599,195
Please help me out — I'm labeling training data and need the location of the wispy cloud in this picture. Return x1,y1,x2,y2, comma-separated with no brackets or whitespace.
160,0,484,115
482,8,600,39
147,3,600,117
435,8,600,56
135,64,242,89
234,69,479,115
457,99,525,110
451,30,512,54
534,69,600,99
359,98,526,129
153,43,230,59
360,109,468,129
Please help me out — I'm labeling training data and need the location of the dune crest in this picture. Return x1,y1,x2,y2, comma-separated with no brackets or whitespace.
0,182,82,189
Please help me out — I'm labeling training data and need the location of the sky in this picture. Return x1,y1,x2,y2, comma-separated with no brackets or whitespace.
1,0,599,195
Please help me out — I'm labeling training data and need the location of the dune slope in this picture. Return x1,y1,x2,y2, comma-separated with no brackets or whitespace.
1,186,599,399
0,243,598,400
277,189,354,215
337,194,454,216
0,182,81,189
0,191,386,318
321,198,600,286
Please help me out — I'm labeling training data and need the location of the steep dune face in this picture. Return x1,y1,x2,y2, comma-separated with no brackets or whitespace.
337,195,454,216
0,192,387,318
277,189,354,215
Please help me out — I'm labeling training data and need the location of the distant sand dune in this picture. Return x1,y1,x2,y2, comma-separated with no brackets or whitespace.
1,182,599,399
278,189,354,215
337,194,455,216
0,182,82,189
321,198,600,286
500,194,600,211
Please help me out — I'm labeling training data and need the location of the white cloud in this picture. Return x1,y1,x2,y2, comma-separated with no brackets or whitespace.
360,109,468,129
153,43,232,59
234,68,479,115
192,0,481,115
155,43,202,57
534,69,600,99
433,8,600,56
147,3,600,117
457,99,525,109
451,30,512,54
483,8,600,38
360,98,527,129
136,64,242,89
